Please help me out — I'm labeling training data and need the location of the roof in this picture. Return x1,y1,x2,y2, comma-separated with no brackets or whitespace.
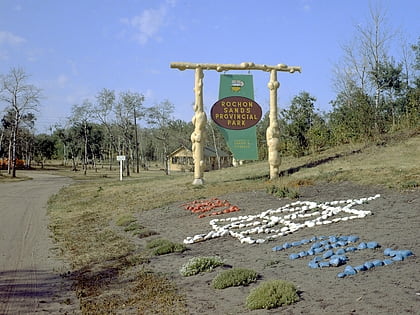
168,145,230,158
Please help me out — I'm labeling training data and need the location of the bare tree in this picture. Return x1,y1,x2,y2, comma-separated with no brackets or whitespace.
94,88,117,170
114,91,145,176
333,4,398,134
0,68,41,177
147,100,174,174
69,100,93,175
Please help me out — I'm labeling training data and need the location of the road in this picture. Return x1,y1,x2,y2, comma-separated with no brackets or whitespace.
0,172,80,314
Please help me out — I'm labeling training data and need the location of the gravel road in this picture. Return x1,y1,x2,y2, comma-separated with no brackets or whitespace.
0,172,80,314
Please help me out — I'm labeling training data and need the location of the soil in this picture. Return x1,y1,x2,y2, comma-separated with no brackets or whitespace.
134,181,420,314
1,171,418,314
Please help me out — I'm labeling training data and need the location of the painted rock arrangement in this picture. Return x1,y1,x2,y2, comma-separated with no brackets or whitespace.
272,235,414,278
181,198,240,218
183,195,380,245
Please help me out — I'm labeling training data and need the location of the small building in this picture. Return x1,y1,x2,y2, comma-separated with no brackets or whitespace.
168,146,232,172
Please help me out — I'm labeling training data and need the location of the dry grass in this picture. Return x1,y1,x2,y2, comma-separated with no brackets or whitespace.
46,133,420,313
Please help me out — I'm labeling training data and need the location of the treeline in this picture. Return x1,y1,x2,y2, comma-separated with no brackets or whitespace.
1,8,419,177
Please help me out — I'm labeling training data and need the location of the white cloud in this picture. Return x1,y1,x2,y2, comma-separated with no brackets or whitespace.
123,6,167,45
0,31,26,46
57,74,69,88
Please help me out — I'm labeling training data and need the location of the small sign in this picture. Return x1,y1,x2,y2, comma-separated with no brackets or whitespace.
117,155,126,161
211,96,262,130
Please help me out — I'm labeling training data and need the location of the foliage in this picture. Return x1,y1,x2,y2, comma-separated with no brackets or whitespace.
146,238,187,256
281,91,329,157
266,185,300,199
211,268,258,289
115,215,137,227
180,256,224,277
245,280,299,310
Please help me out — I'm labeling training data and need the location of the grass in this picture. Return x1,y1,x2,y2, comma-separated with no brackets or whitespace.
44,133,419,313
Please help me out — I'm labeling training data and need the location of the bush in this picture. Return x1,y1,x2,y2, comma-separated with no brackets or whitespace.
266,185,300,199
245,280,299,310
211,268,258,289
116,215,137,227
180,256,223,277
146,238,187,256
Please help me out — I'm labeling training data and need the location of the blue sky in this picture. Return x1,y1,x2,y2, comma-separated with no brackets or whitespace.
1,0,419,133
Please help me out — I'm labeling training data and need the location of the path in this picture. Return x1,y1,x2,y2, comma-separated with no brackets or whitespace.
0,172,80,314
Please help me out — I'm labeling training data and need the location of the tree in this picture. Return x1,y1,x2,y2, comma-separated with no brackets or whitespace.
114,91,145,176
281,92,318,157
94,88,117,170
147,100,175,174
334,5,399,135
329,88,375,143
0,68,41,177
34,133,56,168
69,100,93,175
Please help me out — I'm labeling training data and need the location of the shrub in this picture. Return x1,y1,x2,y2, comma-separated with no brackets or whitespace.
211,268,258,289
137,228,158,239
116,215,137,227
124,222,143,232
180,256,223,277
266,185,300,199
245,280,299,310
146,238,187,256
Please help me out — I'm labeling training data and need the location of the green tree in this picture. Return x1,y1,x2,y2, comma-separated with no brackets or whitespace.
34,133,56,168
329,88,375,143
281,91,318,157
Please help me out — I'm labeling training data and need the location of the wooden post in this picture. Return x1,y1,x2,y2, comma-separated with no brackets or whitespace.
267,70,281,179
191,67,207,185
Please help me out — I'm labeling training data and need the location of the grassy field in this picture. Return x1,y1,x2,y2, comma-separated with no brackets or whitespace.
43,132,419,313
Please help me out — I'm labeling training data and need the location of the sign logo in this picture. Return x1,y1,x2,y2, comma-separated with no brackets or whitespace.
211,96,262,130
231,79,244,92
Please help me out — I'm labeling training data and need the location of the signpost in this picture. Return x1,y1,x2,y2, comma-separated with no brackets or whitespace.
212,74,262,161
170,61,301,184
117,155,126,181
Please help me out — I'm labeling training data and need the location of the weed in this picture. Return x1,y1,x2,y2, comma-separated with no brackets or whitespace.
211,268,258,289
245,279,299,310
180,256,224,277
401,180,419,189
266,185,300,199
115,215,136,227
146,238,187,256
124,222,143,232
137,229,158,239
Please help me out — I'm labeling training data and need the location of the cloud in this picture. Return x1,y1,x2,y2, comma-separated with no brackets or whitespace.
0,31,26,46
123,5,168,45
57,74,69,88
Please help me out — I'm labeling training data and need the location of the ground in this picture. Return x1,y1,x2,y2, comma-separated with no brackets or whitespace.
133,182,419,314
1,172,418,314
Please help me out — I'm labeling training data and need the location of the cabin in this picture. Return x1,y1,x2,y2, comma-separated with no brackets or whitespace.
168,146,232,172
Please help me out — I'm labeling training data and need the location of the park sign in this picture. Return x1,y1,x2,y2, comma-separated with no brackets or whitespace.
212,74,260,160
210,96,262,130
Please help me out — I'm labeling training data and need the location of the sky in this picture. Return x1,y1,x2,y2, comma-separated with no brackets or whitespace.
0,0,419,133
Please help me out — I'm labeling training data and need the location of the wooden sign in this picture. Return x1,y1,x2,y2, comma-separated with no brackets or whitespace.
210,96,262,130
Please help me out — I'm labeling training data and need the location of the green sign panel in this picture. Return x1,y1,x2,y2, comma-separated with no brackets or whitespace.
215,74,260,160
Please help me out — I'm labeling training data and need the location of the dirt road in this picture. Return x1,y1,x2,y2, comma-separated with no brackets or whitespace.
0,172,80,314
